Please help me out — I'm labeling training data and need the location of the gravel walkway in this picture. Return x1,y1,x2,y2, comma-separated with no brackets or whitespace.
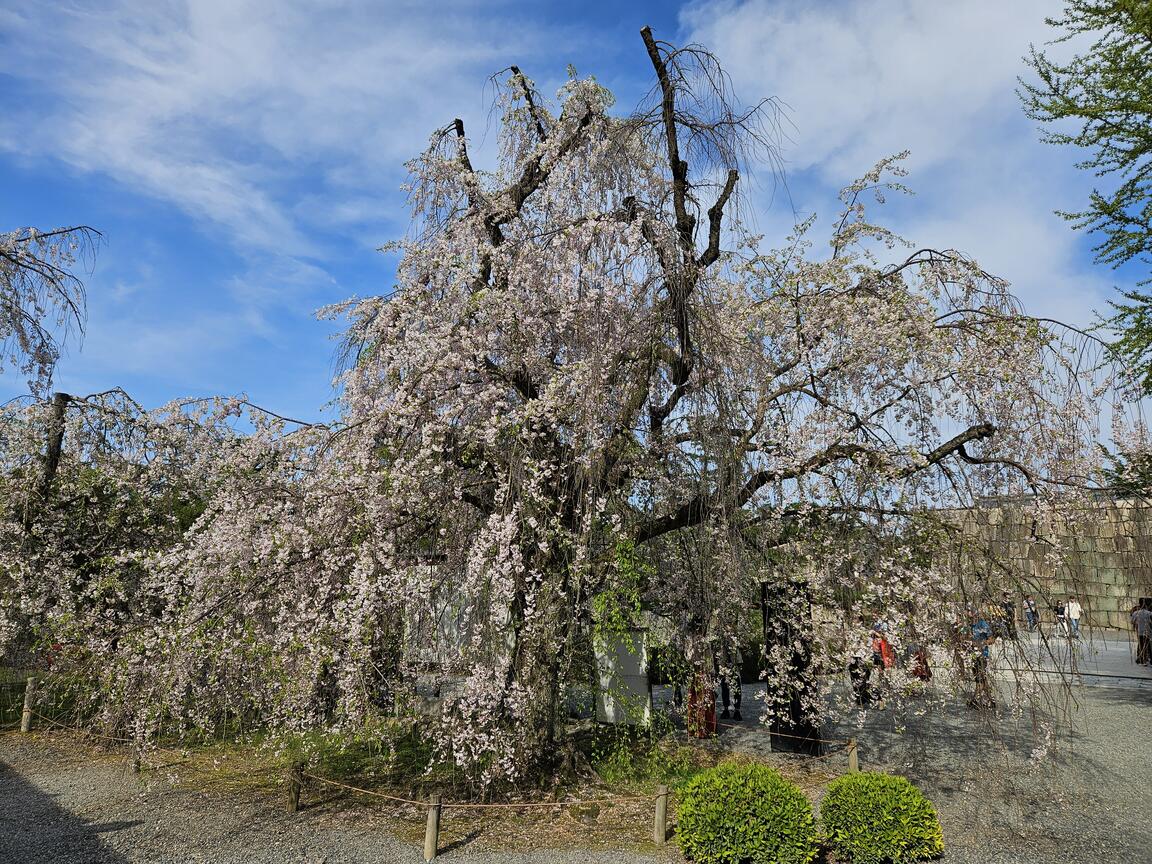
2,681,1148,863
0,734,663,864
818,683,1151,864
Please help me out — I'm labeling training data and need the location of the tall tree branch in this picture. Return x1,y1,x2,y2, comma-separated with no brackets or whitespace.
634,422,997,543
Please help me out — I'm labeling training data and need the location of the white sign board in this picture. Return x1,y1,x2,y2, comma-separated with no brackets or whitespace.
594,629,652,726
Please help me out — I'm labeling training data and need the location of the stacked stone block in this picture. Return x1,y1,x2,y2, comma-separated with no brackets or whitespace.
959,497,1152,630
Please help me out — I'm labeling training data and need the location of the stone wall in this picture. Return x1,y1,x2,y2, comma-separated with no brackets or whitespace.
960,497,1152,630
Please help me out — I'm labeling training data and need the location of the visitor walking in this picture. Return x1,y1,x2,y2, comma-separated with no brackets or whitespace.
1054,600,1068,637
1066,596,1083,639
1132,600,1152,666
1023,595,1039,633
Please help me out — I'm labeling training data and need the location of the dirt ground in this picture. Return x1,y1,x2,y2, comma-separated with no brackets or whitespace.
1,679,1148,863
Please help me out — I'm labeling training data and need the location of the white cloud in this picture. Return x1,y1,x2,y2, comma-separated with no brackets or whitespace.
682,0,1056,177
0,0,580,408
0,0,559,254
1,0,1117,410
682,0,1109,327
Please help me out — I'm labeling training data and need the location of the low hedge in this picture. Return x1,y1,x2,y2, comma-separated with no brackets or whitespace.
676,761,818,864
820,771,944,863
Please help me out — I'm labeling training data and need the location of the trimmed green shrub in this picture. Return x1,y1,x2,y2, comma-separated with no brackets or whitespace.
676,761,819,864
820,772,944,863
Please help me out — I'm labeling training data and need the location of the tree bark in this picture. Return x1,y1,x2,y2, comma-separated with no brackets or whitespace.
39,391,70,499
760,578,823,755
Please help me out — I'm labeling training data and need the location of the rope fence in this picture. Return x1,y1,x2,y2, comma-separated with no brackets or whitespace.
296,769,666,860
9,675,863,862
295,730,862,860
301,769,652,809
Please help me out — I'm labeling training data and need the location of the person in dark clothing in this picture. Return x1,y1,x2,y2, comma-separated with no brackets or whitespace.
848,652,874,706
1000,592,1017,639
717,646,742,720
719,676,742,720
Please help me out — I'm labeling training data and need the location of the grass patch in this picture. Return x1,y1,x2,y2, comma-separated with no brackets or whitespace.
586,724,716,792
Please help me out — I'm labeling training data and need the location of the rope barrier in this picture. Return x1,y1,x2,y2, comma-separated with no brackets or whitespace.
999,666,1152,682
301,772,427,807
712,720,852,748
31,710,135,745
442,795,652,810
27,710,192,763
301,770,652,810
787,748,846,765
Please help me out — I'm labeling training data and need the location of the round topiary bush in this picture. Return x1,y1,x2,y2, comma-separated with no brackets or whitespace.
820,771,944,863
676,761,819,864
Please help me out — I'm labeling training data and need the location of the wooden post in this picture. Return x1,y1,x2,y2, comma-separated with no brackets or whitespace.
847,738,859,773
423,793,442,861
20,676,35,733
286,762,303,813
653,784,669,844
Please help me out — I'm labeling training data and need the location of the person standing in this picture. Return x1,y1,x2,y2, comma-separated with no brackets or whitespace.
1054,599,1068,637
717,645,743,721
1132,600,1152,665
1066,596,1083,639
1023,595,1039,633
1000,592,1018,639
848,651,874,706
968,610,995,708
871,626,895,670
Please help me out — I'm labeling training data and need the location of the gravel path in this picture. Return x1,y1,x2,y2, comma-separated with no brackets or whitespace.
819,683,1151,864
0,734,663,864
2,681,1148,863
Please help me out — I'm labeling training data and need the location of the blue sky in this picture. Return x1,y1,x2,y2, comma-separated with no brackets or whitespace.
0,0,1125,421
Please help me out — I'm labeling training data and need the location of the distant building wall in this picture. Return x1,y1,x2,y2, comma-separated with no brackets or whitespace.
962,497,1152,630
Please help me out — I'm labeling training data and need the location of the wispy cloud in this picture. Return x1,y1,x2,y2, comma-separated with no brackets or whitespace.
1,0,562,254
684,0,1055,176
683,0,1109,326
0,0,589,405
0,0,1116,411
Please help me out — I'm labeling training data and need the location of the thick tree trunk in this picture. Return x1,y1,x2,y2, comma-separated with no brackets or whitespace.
39,391,70,498
24,391,70,533
760,579,823,756
503,553,571,782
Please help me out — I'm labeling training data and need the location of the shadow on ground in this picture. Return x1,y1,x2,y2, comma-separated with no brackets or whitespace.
0,760,139,863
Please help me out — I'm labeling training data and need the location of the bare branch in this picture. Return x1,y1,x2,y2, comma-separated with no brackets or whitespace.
698,168,739,268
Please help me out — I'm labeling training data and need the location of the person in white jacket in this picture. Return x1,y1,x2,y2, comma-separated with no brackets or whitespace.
1066,596,1083,639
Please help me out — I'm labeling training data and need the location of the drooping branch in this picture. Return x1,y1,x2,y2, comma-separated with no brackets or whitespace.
634,422,998,543
1,224,100,391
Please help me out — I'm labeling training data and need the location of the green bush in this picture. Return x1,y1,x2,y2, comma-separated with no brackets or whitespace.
820,772,944,863
676,762,819,864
